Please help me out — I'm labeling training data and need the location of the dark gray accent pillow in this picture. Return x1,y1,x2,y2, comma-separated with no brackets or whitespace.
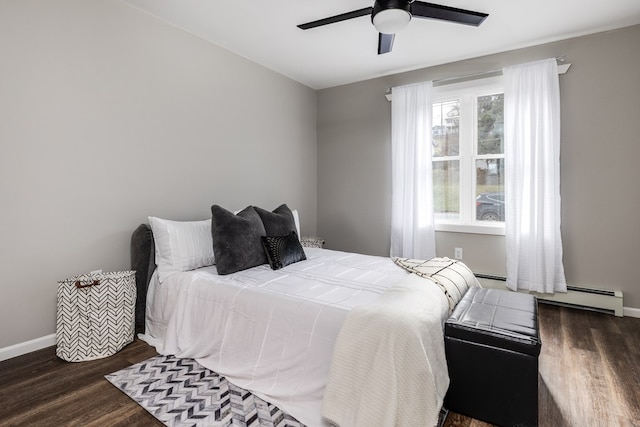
254,204,297,236
211,205,267,275
261,231,307,270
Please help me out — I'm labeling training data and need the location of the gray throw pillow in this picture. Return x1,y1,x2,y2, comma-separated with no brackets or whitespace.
211,205,267,275
254,204,297,236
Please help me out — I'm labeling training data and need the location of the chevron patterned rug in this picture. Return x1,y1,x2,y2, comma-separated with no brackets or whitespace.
105,355,305,427
106,355,449,427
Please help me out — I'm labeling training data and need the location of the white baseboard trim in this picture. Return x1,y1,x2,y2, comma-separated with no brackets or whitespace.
623,306,640,318
0,334,56,362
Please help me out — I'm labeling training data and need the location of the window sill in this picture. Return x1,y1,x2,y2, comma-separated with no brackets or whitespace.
435,221,505,236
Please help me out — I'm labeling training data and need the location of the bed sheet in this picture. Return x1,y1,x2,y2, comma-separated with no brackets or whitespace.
142,248,410,426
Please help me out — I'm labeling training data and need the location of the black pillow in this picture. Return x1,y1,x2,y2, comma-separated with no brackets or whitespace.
261,231,307,270
211,205,267,275
254,204,297,236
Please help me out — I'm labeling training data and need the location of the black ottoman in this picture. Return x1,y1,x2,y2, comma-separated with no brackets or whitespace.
444,287,541,427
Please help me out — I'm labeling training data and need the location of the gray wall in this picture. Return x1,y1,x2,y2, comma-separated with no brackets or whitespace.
317,25,640,308
0,0,317,348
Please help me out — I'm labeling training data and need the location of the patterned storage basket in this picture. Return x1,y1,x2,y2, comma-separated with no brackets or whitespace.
56,270,136,362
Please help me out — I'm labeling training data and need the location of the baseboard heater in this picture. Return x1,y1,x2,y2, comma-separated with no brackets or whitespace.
474,273,624,317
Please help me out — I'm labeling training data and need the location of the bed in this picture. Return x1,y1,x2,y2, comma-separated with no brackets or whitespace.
130,206,479,427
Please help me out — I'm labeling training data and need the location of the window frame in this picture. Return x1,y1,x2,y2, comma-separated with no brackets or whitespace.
431,76,506,236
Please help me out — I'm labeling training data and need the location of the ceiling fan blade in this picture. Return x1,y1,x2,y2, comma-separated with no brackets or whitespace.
298,7,373,30
378,33,395,54
410,1,488,26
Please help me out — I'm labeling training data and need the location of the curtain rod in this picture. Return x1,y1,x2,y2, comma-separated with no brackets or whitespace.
433,55,568,86
385,56,570,100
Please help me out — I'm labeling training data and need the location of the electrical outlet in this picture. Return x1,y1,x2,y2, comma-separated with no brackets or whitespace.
454,248,463,260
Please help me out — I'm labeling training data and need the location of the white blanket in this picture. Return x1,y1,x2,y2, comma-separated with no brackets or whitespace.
322,273,451,427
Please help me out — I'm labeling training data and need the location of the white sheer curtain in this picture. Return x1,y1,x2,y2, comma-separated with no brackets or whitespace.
503,58,567,293
390,82,436,259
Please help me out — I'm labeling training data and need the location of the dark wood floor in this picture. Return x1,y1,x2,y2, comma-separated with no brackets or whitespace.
1,304,639,426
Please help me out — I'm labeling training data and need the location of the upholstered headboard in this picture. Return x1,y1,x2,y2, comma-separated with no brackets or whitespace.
130,223,156,333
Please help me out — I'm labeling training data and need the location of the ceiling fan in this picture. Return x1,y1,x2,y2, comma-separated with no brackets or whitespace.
297,0,488,55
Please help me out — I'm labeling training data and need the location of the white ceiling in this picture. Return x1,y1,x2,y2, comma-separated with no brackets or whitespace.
122,0,640,90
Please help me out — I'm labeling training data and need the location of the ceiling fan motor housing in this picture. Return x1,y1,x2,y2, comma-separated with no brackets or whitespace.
372,0,412,34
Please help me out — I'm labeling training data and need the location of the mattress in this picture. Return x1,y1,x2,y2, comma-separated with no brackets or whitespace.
142,248,411,426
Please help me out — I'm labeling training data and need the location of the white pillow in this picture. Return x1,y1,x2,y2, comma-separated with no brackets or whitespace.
148,217,215,283
292,209,301,238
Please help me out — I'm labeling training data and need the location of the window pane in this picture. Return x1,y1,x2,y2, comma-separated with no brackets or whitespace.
475,158,504,221
433,160,460,219
432,100,460,157
477,94,504,155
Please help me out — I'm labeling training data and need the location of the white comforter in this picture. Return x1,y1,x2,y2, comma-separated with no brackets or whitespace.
143,248,411,426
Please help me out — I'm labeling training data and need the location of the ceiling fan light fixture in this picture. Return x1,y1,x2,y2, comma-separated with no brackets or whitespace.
372,0,412,34
373,9,411,33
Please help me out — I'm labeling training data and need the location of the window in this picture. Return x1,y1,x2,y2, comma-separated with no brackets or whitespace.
431,77,505,234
